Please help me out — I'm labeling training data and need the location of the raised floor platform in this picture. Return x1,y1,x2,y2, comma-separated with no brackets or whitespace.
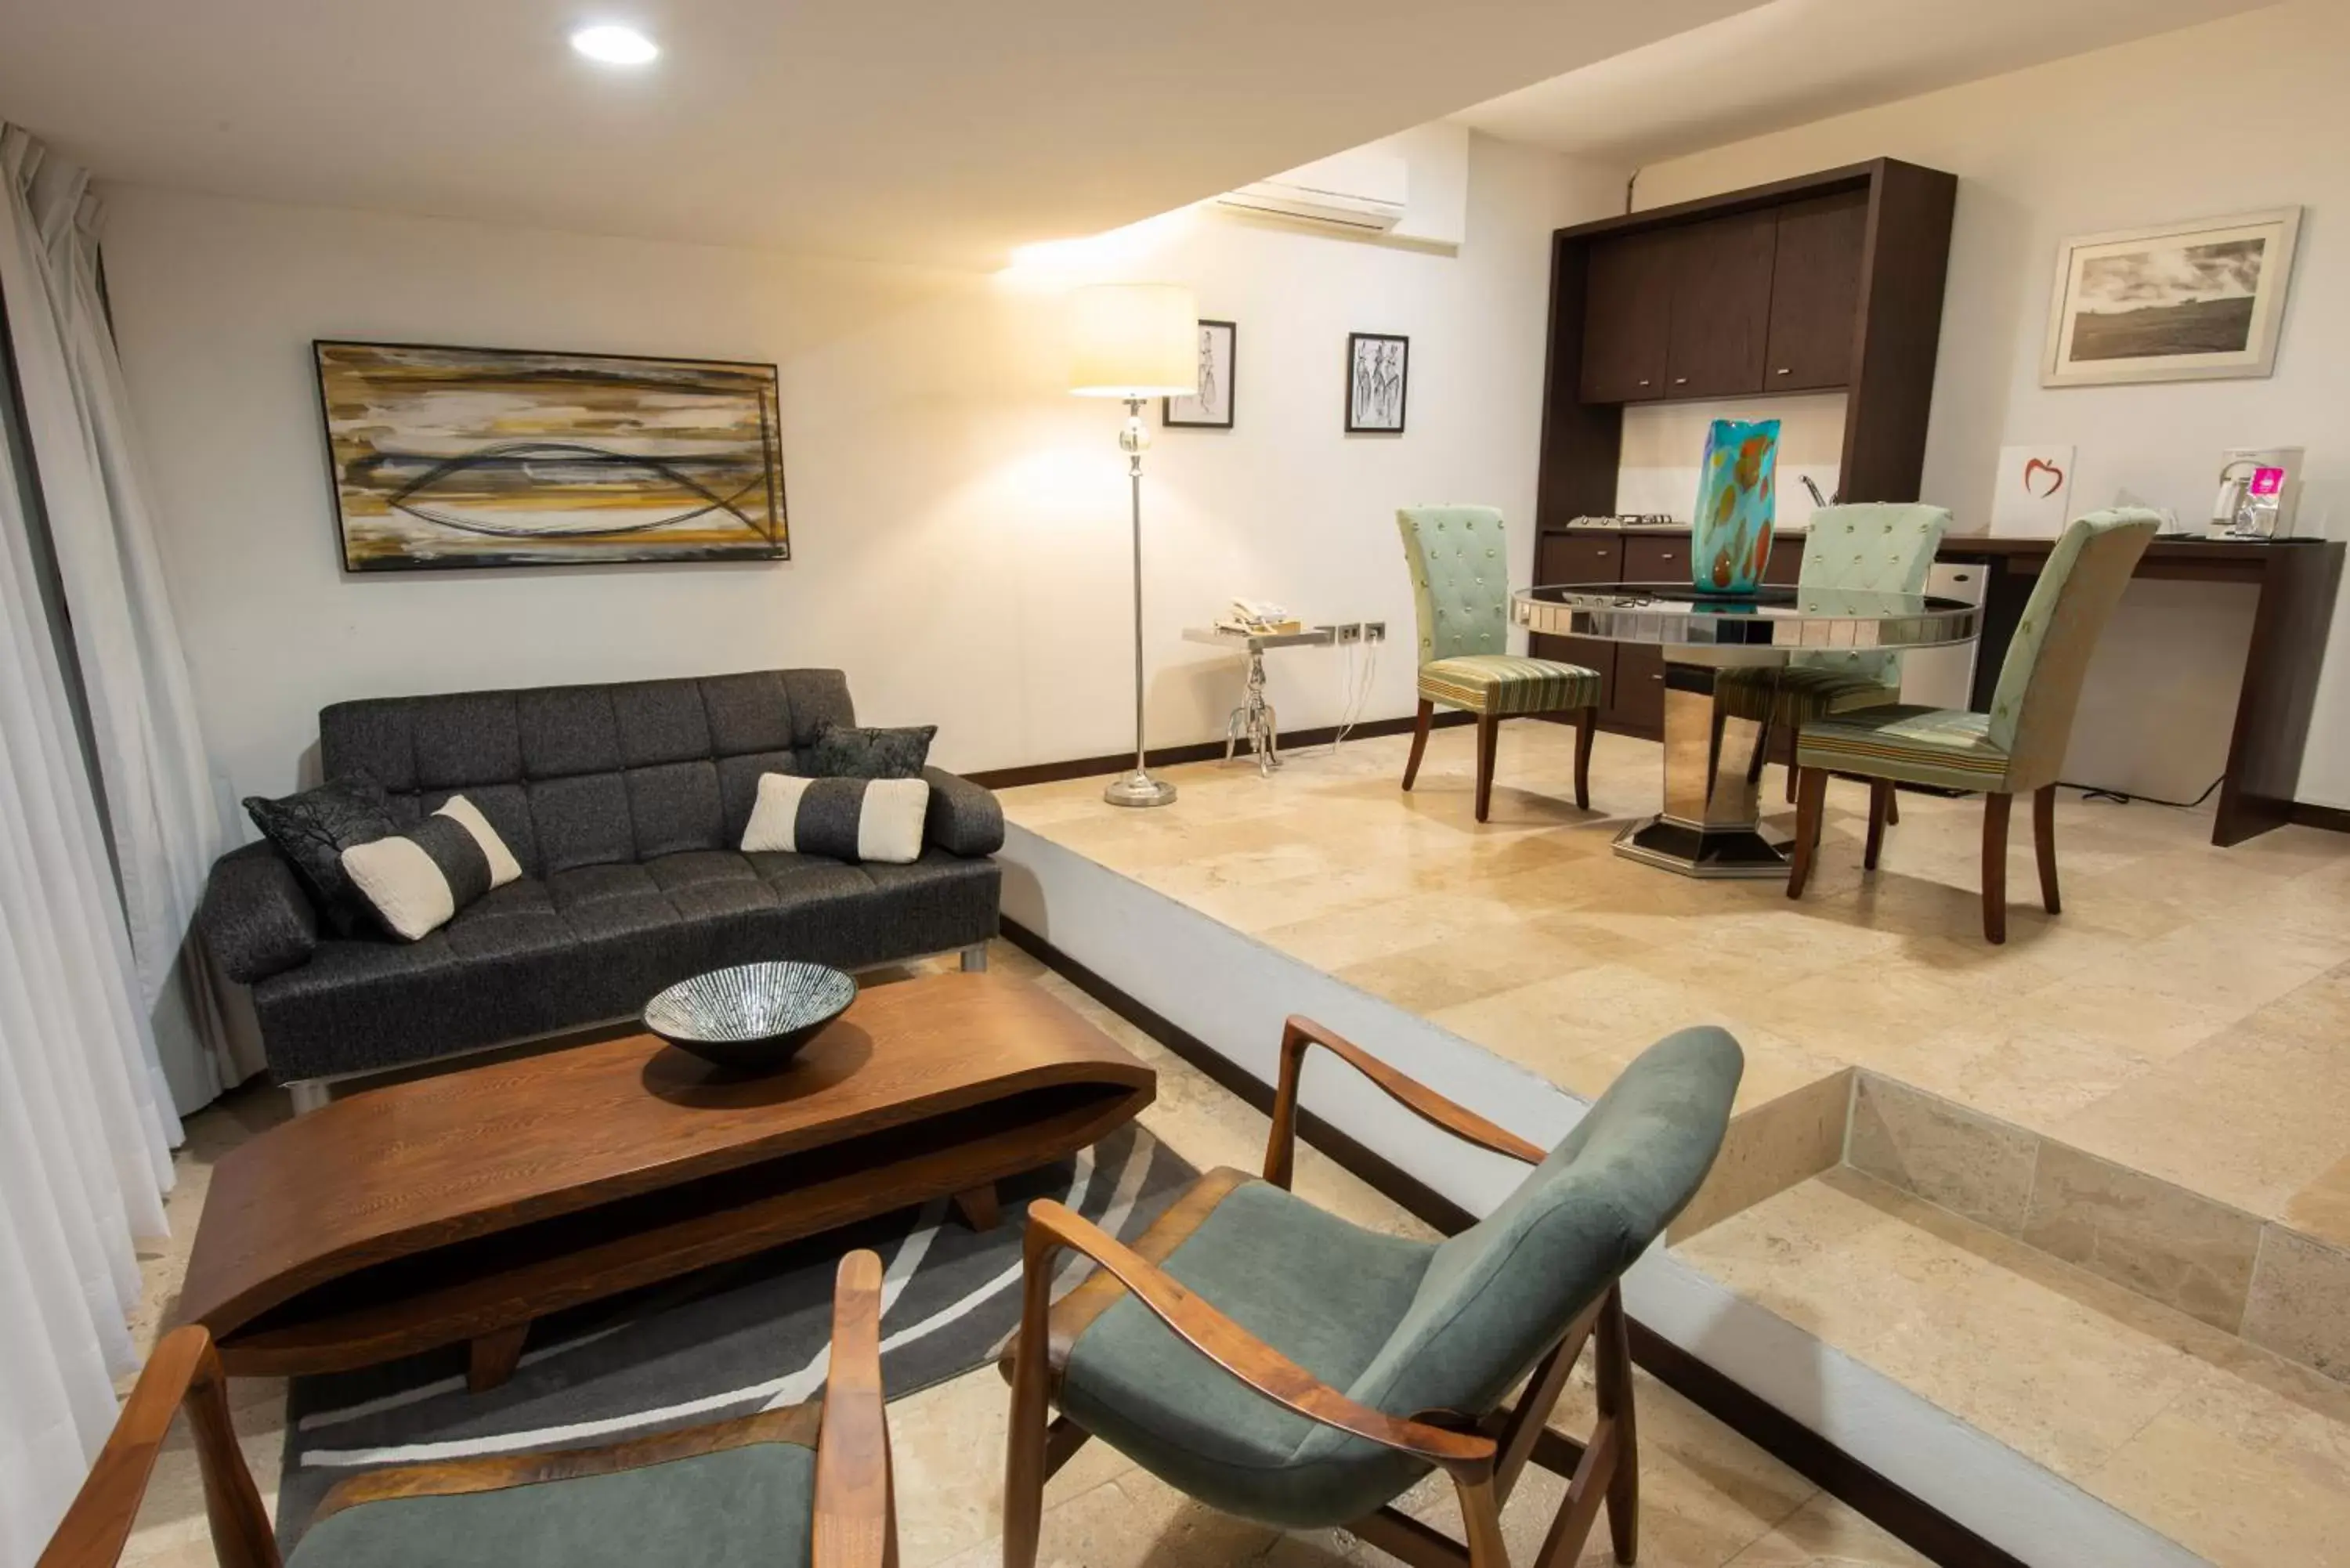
1000,718,2350,1567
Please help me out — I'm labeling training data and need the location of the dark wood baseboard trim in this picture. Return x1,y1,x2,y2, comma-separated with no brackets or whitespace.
1005,916,2019,1568
2290,801,2350,836
966,710,1473,792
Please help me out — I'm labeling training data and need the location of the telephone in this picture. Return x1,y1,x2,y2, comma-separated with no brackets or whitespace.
1218,598,1298,634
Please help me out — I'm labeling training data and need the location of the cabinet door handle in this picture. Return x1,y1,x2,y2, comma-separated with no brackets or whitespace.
1775,367,1791,376
1637,378,1652,387
1673,377,1689,385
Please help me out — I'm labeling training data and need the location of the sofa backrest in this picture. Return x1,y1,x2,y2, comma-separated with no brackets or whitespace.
319,670,855,880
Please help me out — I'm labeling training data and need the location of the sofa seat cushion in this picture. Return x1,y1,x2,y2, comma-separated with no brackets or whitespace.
251,849,1000,1082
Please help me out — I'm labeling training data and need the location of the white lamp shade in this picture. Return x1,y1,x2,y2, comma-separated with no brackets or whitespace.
1068,283,1198,397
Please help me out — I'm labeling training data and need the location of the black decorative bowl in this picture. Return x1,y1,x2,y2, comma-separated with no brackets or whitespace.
643,961,858,1073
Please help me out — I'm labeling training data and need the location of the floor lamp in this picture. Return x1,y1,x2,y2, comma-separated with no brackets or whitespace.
1069,283,1198,808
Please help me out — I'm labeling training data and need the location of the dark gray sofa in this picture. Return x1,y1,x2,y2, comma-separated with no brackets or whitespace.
197,669,1002,1092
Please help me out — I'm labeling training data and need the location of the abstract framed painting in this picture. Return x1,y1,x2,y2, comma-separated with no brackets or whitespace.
314,341,788,571
2041,208,2301,387
1162,319,1235,429
1346,331,1408,434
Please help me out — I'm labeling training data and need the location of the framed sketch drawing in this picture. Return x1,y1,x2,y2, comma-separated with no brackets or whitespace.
1163,320,1235,428
315,340,788,572
1347,332,1408,433
2042,208,2301,387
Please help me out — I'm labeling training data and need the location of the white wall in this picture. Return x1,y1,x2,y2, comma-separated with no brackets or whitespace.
100,132,1624,800
1636,0,2350,805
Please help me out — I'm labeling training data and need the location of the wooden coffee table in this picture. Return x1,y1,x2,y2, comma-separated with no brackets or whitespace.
178,971,1154,1390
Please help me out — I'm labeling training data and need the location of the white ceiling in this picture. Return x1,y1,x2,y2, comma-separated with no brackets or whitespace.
1454,0,2271,166
0,0,1765,269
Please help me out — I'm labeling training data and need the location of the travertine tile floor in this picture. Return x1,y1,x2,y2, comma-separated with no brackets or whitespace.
1000,722,2350,1245
114,943,1922,1568
1681,1168,2350,1568
999,721,2350,1564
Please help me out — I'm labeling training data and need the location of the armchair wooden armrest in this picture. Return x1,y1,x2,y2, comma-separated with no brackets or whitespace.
1264,1016,1546,1189
38,1325,278,1568
1010,1199,1495,1478
814,1249,896,1568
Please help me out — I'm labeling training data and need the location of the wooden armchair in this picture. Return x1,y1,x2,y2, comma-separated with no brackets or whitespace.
41,1252,898,1568
1002,1017,1742,1568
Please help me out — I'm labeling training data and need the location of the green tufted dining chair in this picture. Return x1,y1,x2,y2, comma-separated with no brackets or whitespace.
1397,506,1603,822
1715,503,1952,805
1787,509,2159,942
1001,1017,1742,1568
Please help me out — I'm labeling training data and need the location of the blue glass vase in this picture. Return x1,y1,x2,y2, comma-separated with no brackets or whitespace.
1690,417,1780,594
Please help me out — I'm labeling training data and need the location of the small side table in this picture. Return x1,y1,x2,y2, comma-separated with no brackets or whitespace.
1181,625,1339,775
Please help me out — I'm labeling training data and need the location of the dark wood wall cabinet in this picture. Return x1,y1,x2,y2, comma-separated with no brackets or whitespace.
1538,158,1958,531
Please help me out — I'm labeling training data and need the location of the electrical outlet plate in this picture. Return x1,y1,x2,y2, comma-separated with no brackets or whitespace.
1336,622,1364,644
1363,621,1386,642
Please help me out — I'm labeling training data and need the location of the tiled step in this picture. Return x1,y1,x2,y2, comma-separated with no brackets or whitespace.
1675,1165,2350,1568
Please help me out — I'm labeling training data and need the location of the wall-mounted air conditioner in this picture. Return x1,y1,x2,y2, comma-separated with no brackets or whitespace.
1213,150,1408,234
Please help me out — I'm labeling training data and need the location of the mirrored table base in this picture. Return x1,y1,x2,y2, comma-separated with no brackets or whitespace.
1617,654,1792,880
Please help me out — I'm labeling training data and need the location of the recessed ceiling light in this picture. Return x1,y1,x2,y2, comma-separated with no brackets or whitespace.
571,24,659,65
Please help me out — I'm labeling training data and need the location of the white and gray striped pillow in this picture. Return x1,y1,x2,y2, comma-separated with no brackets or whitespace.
339,795,522,941
741,773,928,864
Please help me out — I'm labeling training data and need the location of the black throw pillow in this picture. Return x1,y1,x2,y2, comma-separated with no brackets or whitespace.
809,722,937,780
243,775,396,938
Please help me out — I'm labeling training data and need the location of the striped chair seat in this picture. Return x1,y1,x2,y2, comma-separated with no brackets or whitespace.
1418,655,1600,717
1713,665,1901,726
1795,704,2010,793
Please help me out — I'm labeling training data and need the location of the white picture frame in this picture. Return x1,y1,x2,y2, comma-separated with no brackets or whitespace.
2041,207,2301,387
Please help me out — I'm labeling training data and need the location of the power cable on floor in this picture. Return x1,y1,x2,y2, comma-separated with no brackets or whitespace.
2062,775,2226,811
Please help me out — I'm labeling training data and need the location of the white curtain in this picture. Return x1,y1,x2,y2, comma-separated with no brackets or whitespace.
0,125,246,1108
0,305,181,1567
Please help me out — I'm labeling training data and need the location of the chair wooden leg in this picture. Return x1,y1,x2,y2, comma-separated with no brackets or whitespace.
1863,779,1892,871
1787,768,1827,899
1982,791,2012,945
2034,783,2060,914
1001,1258,1055,1568
1455,1474,1512,1568
1401,699,1434,792
1784,759,1799,803
1597,1287,1638,1566
1885,788,1900,826
1573,706,1595,811
1474,714,1499,823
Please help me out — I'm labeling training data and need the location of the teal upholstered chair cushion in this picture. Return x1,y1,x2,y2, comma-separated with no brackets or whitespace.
1795,510,2159,794
1397,506,1598,716
1054,1027,1743,1531
1717,503,1949,724
1056,1179,1437,1529
290,1439,815,1568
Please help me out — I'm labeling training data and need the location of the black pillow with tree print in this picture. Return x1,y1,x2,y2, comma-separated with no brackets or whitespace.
243,774,396,937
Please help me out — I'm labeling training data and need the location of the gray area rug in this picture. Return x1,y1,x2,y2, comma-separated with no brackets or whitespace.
277,1123,1194,1547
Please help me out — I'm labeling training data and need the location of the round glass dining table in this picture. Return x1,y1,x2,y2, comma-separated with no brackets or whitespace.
1512,582,1983,878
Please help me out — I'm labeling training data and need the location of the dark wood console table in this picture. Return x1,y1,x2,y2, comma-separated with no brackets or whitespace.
1941,533,2342,847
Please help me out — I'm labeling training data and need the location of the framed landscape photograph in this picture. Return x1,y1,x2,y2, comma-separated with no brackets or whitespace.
315,340,788,572
1347,331,1408,433
2042,208,2301,387
1163,319,1235,429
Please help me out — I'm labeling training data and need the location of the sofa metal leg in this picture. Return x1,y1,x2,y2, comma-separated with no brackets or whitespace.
287,1081,330,1116
960,942,990,974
